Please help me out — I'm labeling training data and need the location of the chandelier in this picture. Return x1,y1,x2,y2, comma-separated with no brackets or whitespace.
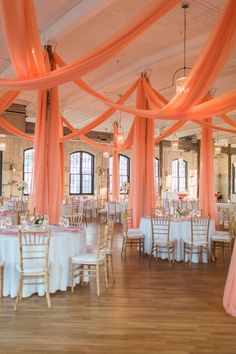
0,134,6,151
115,113,124,144
214,131,222,155
103,151,110,158
173,2,191,93
214,145,222,155
171,134,179,151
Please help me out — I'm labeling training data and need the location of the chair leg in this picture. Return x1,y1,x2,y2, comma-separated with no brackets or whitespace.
96,264,100,296
45,274,51,308
149,245,154,266
121,238,125,256
109,254,115,283
15,273,23,311
71,263,74,293
104,260,109,289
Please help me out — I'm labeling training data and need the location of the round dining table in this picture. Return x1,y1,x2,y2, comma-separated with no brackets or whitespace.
139,216,215,263
0,225,87,298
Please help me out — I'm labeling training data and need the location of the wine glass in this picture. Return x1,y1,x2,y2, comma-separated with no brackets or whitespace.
21,215,27,230
43,215,49,227
0,218,6,230
6,216,12,229
58,216,64,227
63,216,69,228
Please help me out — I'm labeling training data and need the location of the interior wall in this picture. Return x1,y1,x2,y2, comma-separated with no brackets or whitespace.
1,135,234,202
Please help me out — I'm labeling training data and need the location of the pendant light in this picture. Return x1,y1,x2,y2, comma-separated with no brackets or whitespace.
173,2,191,93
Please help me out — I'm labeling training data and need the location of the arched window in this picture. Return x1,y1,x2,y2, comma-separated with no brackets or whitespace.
155,158,159,192
23,148,34,195
172,159,188,192
70,151,94,194
109,154,130,193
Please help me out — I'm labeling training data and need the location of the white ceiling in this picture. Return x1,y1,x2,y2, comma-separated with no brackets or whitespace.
0,0,236,141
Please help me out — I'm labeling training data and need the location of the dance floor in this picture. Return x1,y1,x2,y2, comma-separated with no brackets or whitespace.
0,222,236,354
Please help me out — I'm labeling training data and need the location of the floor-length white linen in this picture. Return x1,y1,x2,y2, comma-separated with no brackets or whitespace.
0,226,87,297
139,217,215,263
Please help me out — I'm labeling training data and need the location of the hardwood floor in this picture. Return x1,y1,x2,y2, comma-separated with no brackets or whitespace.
0,222,236,354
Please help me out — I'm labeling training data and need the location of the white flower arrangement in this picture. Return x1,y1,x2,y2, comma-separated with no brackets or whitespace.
34,215,44,225
17,181,28,191
120,182,130,193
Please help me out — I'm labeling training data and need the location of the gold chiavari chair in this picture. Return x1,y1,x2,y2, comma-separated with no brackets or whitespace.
71,224,109,296
97,198,107,223
0,261,3,297
183,217,210,266
121,212,144,257
162,199,170,214
149,216,175,266
105,220,115,282
15,228,51,310
211,212,235,261
68,214,84,227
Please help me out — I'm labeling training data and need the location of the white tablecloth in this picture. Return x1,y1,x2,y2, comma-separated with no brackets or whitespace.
0,226,87,297
139,217,215,263
216,203,236,211
61,199,97,218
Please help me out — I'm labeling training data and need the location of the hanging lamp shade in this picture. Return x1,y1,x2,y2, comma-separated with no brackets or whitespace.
214,145,222,155
171,136,179,151
0,134,6,151
103,151,110,158
116,130,124,144
173,2,191,93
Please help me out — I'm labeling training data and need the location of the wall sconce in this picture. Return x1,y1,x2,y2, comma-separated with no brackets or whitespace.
103,151,110,158
171,134,179,151
10,163,16,173
0,134,6,151
214,145,222,155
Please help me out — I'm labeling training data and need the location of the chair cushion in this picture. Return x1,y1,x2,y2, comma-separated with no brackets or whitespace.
154,238,175,246
16,260,47,275
127,228,144,239
98,209,107,213
184,239,208,246
72,252,105,264
211,231,232,241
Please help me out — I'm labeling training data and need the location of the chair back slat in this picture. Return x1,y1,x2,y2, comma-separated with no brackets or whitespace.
151,216,170,243
191,217,210,243
19,229,51,272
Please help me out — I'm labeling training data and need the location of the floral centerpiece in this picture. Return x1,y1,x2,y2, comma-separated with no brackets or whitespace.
17,181,28,193
34,215,44,225
120,182,130,194
176,206,184,217
177,192,188,200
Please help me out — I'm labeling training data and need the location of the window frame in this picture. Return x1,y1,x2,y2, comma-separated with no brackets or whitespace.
69,151,94,195
232,163,236,194
171,158,188,192
23,147,34,196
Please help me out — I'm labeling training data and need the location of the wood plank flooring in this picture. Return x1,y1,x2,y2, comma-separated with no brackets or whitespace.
1,222,236,354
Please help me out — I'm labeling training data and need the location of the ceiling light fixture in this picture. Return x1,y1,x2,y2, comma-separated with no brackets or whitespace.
103,151,110,158
171,134,179,151
173,2,191,93
0,134,6,151
116,112,124,144
214,131,222,155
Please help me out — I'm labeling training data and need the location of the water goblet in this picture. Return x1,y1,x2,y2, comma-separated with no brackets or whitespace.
58,216,64,227
63,216,69,228
6,216,12,229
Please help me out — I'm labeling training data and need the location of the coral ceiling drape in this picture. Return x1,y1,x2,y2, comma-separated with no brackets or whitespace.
0,0,236,317
129,78,155,227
